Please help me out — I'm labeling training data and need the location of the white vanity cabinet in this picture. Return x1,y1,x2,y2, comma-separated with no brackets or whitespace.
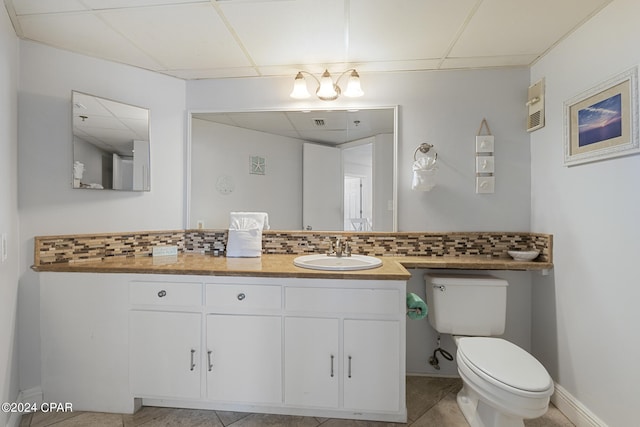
284,316,340,408
206,314,282,403
204,282,283,404
283,283,405,419
129,280,202,400
40,272,134,413
343,319,401,412
40,272,406,422
130,310,201,399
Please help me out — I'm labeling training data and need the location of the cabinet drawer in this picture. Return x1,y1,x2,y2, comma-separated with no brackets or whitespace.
285,287,400,315
129,281,202,306
206,283,281,310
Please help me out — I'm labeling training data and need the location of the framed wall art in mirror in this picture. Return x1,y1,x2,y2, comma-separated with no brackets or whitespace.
72,91,150,191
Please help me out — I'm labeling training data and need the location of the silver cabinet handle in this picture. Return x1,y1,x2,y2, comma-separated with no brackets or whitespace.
157,290,167,298
237,293,246,301
190,349,196,371
348,355,352,378
207,350,213,372
330,355,334,378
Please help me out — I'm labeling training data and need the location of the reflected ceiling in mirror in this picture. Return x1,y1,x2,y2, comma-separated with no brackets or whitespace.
72,91,150,191
188,107,397,232
193,109,394,146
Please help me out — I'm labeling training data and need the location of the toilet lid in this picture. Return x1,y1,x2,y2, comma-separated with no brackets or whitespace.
458,337,552,392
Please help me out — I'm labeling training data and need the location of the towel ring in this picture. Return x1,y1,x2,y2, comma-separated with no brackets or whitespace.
414,143,437,161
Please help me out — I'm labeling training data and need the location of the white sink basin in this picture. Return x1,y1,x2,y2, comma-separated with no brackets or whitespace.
293,254,382,271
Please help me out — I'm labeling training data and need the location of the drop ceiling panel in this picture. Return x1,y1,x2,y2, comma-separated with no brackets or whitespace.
18,13,163,70
192,109,392,145
12,0,89,15
193,113,237,127
219,0,347,66
287,112,348,132
349,0,478,62
83,0,207,9
227,112,295,133
169,67,260,80
298,130,349,145
440,54,539,70
99,4,251,70
354,59,442,73
450,0,612,57
6,0,615,79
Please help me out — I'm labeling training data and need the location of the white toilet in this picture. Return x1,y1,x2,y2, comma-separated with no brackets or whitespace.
424,274,554,427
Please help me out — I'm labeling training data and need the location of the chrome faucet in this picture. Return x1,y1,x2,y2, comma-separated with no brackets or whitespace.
328,238,351,257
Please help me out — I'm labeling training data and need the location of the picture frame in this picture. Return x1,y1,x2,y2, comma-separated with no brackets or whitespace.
564,66,639,166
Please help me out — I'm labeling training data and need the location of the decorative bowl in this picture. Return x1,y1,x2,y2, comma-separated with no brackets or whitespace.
507,250,540,261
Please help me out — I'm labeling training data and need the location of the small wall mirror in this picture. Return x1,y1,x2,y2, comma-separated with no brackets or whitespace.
72,91,150,191
187,107,397,231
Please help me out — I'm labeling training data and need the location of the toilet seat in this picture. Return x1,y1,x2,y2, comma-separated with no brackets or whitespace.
457,337,553,396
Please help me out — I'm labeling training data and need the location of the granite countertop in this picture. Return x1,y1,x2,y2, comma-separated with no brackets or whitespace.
33,253,553,280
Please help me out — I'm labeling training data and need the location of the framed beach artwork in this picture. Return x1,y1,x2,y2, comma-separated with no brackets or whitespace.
564,66,639,166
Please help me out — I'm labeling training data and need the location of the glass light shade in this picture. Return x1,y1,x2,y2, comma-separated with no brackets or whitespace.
290,72,311,99
343,70,364,98
316,70,338,100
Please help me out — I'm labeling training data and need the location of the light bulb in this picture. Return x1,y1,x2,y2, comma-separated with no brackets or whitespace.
290,72,311,99
316,70,339,101
343,70,364,98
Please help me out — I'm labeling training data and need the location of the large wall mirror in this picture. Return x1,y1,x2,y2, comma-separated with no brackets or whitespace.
187,107,397,231
72,91,150,191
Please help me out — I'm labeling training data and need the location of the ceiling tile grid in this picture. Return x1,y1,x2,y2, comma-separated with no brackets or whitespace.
5,0,613,79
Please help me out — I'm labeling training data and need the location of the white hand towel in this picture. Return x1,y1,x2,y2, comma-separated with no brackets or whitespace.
229,212,270,231
412,157,437,191
226,212,269,257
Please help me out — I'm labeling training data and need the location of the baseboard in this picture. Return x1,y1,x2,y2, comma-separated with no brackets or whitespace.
552,383,608,427
5,387,43,427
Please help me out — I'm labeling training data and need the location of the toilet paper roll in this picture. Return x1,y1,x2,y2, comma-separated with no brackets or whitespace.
406,293,428,320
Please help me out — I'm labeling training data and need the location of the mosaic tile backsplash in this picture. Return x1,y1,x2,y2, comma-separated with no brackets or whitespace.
34,230,552,265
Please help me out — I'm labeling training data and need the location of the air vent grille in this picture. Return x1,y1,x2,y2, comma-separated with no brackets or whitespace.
526,78,545,132
527,110,542,129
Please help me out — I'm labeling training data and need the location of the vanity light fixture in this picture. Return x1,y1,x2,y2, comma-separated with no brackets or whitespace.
290,69,364,101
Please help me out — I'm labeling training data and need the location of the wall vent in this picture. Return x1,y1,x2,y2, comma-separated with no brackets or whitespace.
526,78,545,132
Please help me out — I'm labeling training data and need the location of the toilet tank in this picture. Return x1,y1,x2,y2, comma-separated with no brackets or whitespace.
425,274,508,336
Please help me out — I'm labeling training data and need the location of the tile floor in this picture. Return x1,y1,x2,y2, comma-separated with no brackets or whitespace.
19,377,574,427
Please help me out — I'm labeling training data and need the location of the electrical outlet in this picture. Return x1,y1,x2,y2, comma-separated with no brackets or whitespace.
1,233,7,262
196,220,204,229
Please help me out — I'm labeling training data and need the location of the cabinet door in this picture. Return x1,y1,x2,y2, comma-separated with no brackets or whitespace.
284,317,339,408
41,273,132,413
206,314,282,404
130,311,201,399
343,319,400,412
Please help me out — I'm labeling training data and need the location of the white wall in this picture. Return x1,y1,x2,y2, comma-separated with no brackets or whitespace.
530,1,640,425
187,68,534,375
190,119,303,229
0,6,19,427
17,40,186,392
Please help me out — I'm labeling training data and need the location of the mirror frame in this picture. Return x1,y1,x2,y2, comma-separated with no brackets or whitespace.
185,106,398,232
